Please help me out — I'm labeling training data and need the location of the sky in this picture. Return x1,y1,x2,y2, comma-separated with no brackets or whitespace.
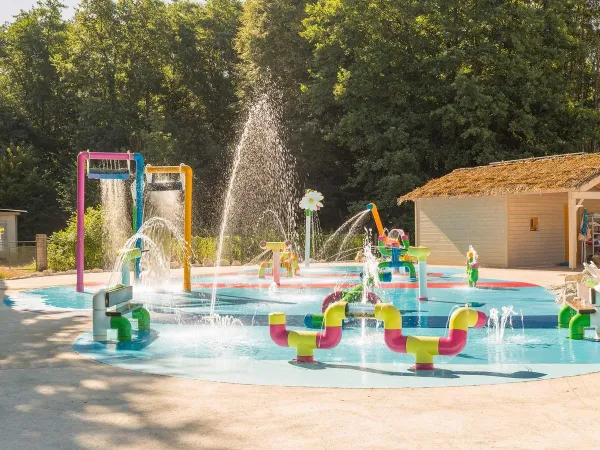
0,1,203,25
0,0,79,24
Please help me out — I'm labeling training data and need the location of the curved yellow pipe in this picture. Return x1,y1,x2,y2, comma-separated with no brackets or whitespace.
145,164,192,292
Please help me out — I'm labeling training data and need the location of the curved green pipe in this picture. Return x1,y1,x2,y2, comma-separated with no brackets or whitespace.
569,313,591,340
110,316,132,342
132,307,151,331
379,261,416,279
377,240,392,258
558,304,576,328
403,261,416,280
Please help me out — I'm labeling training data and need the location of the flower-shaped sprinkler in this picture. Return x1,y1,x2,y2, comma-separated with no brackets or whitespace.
299,189,324,268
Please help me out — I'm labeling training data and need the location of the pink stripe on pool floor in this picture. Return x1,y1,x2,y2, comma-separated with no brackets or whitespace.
188,281,538,289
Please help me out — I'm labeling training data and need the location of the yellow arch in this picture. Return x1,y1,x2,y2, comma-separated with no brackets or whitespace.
145,164,193,292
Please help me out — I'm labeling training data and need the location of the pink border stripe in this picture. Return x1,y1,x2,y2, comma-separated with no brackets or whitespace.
188,281,538,289
72,280,539,289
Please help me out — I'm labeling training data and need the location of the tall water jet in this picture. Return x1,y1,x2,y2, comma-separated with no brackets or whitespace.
318,210,369,261
100,177,130,269
210,91,299,315
143,175,185,278
361,229,379,303
487,305,519,344
338,210,370,259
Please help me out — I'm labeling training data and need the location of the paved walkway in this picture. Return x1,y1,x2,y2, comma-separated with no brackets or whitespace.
1,266,599,449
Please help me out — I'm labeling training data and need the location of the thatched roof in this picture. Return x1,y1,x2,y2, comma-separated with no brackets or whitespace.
399,153,600,203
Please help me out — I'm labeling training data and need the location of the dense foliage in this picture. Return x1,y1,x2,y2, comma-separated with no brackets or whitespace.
3,0,600,240
47,206,104,271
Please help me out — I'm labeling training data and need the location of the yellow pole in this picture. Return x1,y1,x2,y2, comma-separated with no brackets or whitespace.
367,203,386,238
145,164,193,292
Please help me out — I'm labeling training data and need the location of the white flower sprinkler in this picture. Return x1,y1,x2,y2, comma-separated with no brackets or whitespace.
299,189,324,268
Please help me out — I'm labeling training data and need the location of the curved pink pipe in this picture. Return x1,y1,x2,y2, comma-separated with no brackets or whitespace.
383,329,408,353
474,310,487,328
439,311,486,355
269,323,342,349
316,327,342,348
270,324,289,347
438,329,468,355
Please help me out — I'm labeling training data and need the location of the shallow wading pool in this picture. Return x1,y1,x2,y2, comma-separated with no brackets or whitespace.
5,265,600,387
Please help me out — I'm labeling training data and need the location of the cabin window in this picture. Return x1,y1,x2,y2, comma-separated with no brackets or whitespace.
0,222,5,251
530,217,538,231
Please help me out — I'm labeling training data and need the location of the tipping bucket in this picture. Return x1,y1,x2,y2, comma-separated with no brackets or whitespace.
145,180,183,191
87,158,132,180
145,171,184,192
87,167,131,180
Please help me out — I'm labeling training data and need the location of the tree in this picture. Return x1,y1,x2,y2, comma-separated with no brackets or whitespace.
0,145,62,238
0,0,73,168
301,0,600,230
236,0,351,227
162,0,243,228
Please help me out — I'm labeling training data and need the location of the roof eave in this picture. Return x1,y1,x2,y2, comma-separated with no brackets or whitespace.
0,209,28,215
398,187,573,204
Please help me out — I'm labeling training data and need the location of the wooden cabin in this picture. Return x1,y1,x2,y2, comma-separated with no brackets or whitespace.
399,153,600,269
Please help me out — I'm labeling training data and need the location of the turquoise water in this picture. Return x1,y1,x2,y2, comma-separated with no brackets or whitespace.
4,266,558,320
6,265,600,387
75,322,600,365
71,324,600,387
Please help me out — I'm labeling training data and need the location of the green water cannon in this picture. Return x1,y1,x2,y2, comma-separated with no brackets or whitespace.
117,247,142,286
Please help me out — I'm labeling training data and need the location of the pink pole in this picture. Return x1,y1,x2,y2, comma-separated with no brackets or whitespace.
76,152,88,292
76,151,134,292
273,252,281,286
87,152,131,161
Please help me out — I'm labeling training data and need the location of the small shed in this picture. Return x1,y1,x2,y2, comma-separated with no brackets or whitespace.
399,153,600,269
0,208,26,253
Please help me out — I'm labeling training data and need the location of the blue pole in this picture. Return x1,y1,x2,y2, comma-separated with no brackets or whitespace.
133,153,145,280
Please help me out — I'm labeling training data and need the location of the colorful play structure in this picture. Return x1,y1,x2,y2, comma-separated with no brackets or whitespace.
270,302,486,369
77,151,144,292
304,283,381,329
366,203,431,300
299,189,324,268
258,240,299,285
145,164,193,292
558,263,600,340
76,151,193,294
466,245,479,288
77,153,193,341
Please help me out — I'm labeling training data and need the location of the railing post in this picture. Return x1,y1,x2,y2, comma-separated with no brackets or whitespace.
36,234,48,271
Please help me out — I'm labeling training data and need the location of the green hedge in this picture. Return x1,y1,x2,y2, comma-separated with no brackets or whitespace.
48,207,104,271
48,213,367,271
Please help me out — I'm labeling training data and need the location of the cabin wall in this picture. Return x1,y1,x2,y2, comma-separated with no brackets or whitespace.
506,193,567,267
415,197,507,266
